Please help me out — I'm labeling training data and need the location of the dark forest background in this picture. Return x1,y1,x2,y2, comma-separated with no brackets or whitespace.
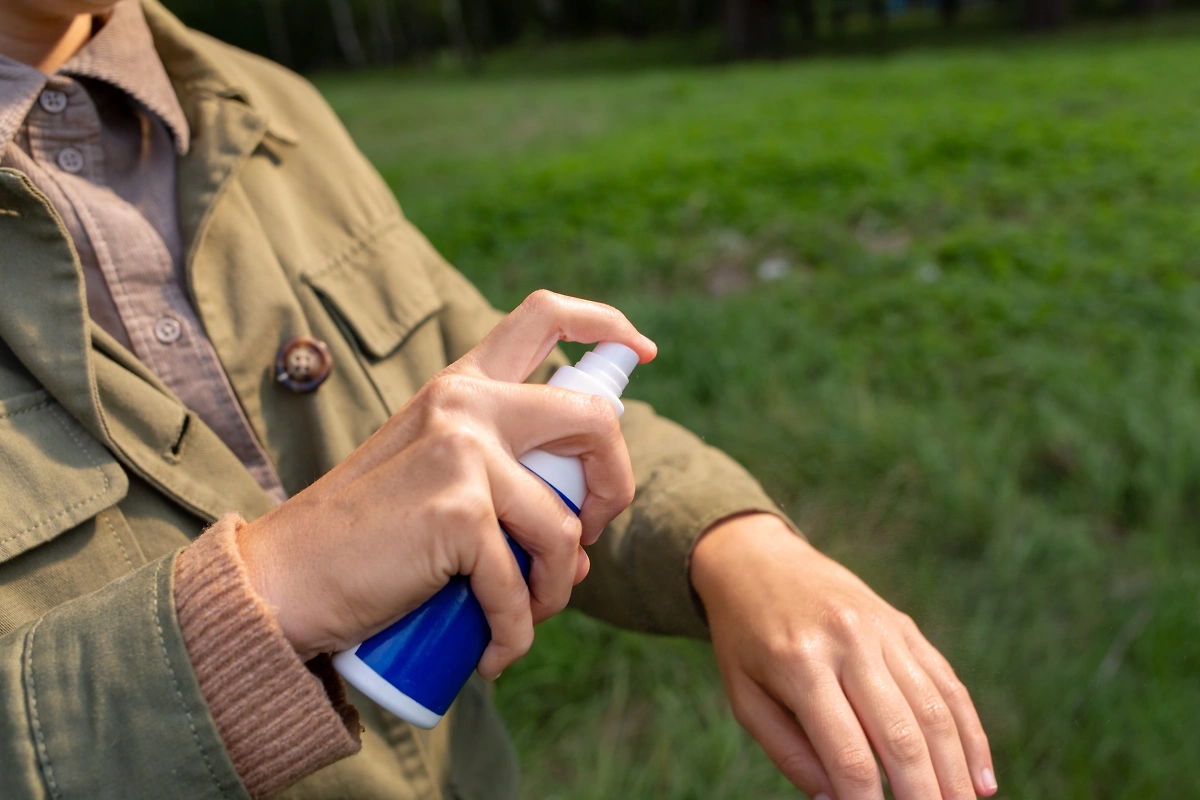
165,0,1194,73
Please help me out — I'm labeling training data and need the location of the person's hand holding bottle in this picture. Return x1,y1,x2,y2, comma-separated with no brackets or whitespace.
237,291,656,679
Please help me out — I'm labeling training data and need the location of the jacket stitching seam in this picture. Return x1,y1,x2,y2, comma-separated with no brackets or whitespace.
303,215,444,362
305,213,403,282
0,398,52,419
0,405,115,547
106,512,134,573
153,556,231,800
25,617,64,800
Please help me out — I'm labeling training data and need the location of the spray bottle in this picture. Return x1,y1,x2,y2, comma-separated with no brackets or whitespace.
332,342,641,728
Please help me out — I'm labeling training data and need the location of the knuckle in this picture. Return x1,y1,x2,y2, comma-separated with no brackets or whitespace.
773,751,814,784
767,632,828,669
423,373,474,408
897,612,921,637
509,624,535,658
941,675,971,704
825,605,864,638
831,744,878,788
490,584,532,631
522,288,560,313
434,488,491,530
916,695,955,737
557,513,583,546
579,393,620,430
946,774,977,800
541,590,571,618
503,570,533,604
433,422,480,458
884,718,927,765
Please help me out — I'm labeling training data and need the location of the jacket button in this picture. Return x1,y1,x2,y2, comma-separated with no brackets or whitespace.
276,336,333,392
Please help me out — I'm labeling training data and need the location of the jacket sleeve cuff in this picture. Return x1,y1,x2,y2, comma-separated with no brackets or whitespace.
631,471,802,639
571,400,803,640
174,513,361,798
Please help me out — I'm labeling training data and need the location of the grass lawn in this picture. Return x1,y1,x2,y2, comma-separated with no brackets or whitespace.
317,18,1200,798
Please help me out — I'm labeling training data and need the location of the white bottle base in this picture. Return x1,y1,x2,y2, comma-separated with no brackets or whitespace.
332,649,444,729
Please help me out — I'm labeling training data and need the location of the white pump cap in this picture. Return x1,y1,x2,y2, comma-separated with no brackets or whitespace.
544,341,640,418
523,341,642,510
574,342,639,396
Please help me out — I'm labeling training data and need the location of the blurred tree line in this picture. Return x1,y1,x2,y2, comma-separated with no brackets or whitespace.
165,0,1191,71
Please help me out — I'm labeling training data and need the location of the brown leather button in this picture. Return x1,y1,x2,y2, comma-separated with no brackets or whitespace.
276,336,333,392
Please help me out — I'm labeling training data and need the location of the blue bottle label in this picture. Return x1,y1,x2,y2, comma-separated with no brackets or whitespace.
354,480,580,716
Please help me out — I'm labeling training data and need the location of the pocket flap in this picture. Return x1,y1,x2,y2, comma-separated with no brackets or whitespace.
0,391,129,563
304,217,445,360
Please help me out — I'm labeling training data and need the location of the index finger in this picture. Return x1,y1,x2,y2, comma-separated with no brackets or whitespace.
453,290,657,383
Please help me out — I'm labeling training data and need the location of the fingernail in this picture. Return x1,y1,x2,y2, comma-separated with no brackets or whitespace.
815,794,831,800
981,767,997,792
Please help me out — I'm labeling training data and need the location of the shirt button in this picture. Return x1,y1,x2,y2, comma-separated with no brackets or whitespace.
275,336,333,393
56,147,84,174
39,89,68,114
154,316,183,344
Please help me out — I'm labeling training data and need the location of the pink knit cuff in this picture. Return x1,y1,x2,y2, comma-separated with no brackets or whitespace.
174,513,361,798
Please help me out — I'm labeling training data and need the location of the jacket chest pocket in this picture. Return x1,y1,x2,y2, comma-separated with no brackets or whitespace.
304,216,447,414
0,390,139,636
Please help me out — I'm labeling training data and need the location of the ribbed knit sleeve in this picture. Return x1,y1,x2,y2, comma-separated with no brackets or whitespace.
174,513,361,798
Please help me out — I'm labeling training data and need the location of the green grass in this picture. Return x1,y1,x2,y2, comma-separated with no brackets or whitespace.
317,19,1200,798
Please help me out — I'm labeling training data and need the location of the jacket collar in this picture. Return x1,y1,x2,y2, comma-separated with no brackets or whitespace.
141,0,298,146
140,0,298,268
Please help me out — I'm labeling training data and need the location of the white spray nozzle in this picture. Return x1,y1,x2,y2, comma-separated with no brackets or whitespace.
575,342,639,397
593,342,640,379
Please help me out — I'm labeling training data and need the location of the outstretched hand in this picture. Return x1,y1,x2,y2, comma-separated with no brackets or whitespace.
691,514,996,800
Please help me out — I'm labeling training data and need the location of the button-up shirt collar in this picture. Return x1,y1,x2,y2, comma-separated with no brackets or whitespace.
0,0,189,157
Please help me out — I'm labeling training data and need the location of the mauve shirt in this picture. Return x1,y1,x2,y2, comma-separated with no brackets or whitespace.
0,0,286,503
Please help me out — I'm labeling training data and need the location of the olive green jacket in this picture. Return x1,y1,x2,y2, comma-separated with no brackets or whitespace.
0,3,789,798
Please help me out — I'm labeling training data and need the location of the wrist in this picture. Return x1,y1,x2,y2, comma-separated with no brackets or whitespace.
690,512,813,603
236,512,328,662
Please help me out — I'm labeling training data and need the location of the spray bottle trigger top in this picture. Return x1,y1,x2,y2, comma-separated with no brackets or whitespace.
593,343,639,380
575,342,639,396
